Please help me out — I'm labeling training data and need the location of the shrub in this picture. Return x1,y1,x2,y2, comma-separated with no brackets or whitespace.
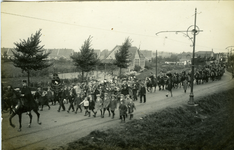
134,65,141,72
145,61,153,70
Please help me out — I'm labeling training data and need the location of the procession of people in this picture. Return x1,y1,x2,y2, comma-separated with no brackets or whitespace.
2,63,226,123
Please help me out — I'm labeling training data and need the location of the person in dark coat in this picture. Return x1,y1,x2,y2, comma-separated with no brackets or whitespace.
67,87,77,113
109,94,117,119
88,95,96,117
138,80,146,103
132,80,139,101
119,101,127,123
20,80,34,115
46,87,53,105
166,73,173,97
57,87,66,112
75,93,83,113
127,99,136,120
121,81,129,96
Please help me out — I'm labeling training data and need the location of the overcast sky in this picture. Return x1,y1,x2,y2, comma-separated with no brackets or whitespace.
1,1,234,53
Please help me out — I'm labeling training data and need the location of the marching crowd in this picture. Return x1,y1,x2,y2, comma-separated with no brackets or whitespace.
47,76,143,122
2,63,225,123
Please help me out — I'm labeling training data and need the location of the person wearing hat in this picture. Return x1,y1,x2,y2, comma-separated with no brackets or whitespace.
20,80,33,115
127,99,136,120
67,87,77,113
125,94,132,118
119,101,127,123
138,80,146,103
93,94,102,117
74,92,83,113
35,87,51,111
88,95,96,117
109,94,117,119
34,87,42,104
132,79,139,101
79,96,90,116
121,81,129,96
46,87,54,105
101,92,111,118
57,86,66,112
165,74,173,97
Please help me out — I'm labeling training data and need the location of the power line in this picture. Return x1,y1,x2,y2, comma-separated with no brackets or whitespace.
1,11,160,38
2,11,225,51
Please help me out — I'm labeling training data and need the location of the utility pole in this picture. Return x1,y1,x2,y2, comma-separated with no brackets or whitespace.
104,63,106,80
155,50,158,83
155,8,202,104
188,8,197,105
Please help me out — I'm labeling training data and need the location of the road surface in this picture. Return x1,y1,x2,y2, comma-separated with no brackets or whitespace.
2,71,234,150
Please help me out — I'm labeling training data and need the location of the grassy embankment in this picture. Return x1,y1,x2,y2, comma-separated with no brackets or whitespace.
55,88,234,150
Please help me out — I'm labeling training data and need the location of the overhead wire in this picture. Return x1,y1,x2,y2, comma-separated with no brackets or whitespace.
1,11,226,52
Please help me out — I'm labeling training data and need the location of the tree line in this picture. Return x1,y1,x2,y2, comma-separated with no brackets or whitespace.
9,29,132,85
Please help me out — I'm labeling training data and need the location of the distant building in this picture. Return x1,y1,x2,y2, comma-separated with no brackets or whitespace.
102,45,145,71
214,52,227,64
93,49,101,58
1,47,75,60
153,51,172,58
45,48,74,60
99,49,109,59
195,50,214,58
178,52,192,65
140,50,153,62
1,47,15,59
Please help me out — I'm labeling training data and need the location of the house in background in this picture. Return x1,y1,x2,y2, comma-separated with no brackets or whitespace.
93,49,101,58
99,49,109,60
195,50,214,58
140,50,153,62
152,51,172,58
214,52,227,64
44,48,74,60
178,52,192,65
103,45,145,72
1,47,15,59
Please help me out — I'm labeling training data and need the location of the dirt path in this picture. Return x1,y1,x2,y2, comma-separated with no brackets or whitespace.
2,71,234,150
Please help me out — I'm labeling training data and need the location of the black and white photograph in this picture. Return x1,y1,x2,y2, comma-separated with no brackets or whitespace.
1,1,234,150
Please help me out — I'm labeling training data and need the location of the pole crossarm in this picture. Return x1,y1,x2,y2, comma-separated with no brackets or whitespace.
155,8,201,105
155,28,203,45
225,46,234,50
155,30,203,35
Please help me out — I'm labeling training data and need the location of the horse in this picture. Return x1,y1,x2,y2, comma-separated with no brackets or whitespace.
157,76,165,90
151,77,157,92
145,77,153,93
38,91,51,111
201,71,209,84
172,73,181,88
195,71,203,85
2,87,19,114
210,70,216,81
9,98,42,132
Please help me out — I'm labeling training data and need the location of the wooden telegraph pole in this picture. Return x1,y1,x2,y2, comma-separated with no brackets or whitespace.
155,50,158,87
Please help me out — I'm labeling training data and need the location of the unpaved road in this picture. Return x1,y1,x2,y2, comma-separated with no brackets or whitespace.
2,71,234,150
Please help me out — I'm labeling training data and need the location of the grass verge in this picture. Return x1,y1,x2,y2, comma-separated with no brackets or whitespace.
53,88,234,150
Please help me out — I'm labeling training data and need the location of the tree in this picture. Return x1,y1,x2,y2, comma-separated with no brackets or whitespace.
70,36,99,82
115,37,132,75
11,29,52,85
